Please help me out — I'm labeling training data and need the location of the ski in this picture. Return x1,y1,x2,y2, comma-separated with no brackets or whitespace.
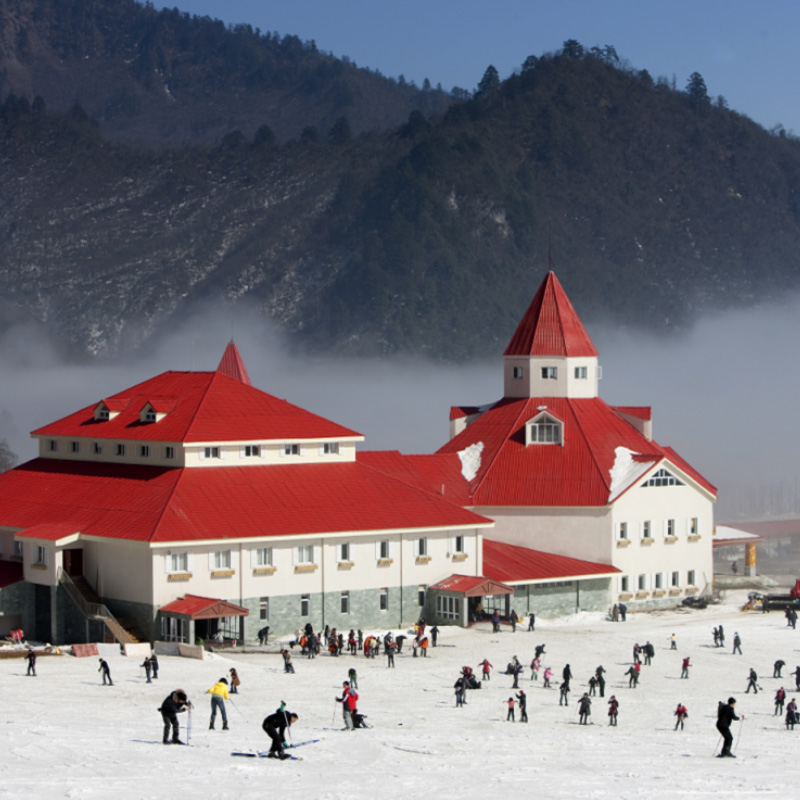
286,737,323,749
232,751,303,761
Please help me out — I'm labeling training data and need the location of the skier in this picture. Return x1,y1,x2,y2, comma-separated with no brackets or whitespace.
281,649,295,673
633,643,641,664
262,707,298,759
141,656,152,683
229,667,240,694
336,681,358,730
159,689,191,745
512,661,522,689
506,697,516,721
258,626,270,646
479,658,493,682
786,698,798,730
150,653,159,680
732,632,742,655
562,663,573,690
669,633,677,650
348,667,358,689
611,603,619,622
712,627,720,647
716,697,742,758
745,668,758,694
530,656,540,681
618,602,627,621
509,610,517,633
430,626,439,646
207,677,230,730
625,665,638,688
559,681,570,706
674,703,688,730
534,644,546,660
595,666,606,697
774,659,786,678
543,667,553,688
98,658,113,686
516,689,528,722
680,657,691,679
643,641,654,666
420,637,429,657
386,640,396,668
26,649,37,677
718,624,725,648
528,612,536,631
607,695,619,726
794,665,800,691
588,674,598,696
577,693,591,725
775,687,786,716
454,676,467,707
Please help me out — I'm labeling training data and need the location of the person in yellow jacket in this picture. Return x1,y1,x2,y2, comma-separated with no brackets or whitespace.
207,677,229,730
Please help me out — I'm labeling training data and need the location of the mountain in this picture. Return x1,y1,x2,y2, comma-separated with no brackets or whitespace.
0,0,452,146
1,11,800,361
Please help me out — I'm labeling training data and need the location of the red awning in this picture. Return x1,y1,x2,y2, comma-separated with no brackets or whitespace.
429,574,515,597
159,594,249,619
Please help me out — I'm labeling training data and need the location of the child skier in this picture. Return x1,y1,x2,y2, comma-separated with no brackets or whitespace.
607,696,619,726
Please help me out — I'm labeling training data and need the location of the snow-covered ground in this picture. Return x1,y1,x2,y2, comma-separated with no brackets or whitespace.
3,591,798,799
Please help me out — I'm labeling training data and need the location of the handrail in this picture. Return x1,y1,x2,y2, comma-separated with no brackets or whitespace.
57,568,135,644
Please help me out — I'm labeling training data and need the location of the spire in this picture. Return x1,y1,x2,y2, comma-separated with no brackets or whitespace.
504,272,598,357
216,341,252,386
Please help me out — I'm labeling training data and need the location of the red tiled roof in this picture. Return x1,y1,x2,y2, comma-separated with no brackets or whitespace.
0,458,492,544
483,539,620,583
32,371,362,444
160,594,249,618
428,574,514,596
504,272,598,357
15,522,80,542
217,341,252,386
436,396,716,506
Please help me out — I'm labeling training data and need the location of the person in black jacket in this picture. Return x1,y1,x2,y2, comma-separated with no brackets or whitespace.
26,649,37,677
262,707,298,759
159,689,191,745
716,697,742,758
562,663,573,690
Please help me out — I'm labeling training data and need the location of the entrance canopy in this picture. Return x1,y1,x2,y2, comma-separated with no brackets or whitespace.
430,574,514,597
160,594,249,620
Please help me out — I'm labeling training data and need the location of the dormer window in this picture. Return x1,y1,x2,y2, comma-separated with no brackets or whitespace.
94,401,121,421
513,366,524,379
144,410,157,423
98,409,110,421
541,367,557,379
642,468,684,488
574,366,587,379
323,443,339,455
527,413,563,445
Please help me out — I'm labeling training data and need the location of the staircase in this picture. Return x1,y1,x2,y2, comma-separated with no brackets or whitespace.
58,569,140,644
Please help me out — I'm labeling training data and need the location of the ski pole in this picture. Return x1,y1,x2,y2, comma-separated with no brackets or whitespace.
332,701,338,726
712,735,721,756
281,702,293,743
229,697,247,721
734,717,745,753
187,704,192,746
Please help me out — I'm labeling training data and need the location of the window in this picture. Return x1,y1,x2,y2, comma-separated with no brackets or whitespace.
529,414,562,444
638,573,647,591
168,552,188,573
48,440,58,452
453,535,465,554
34,545,47,566
687,570,696,586
115,443,126,457
204,446,220,459
98,409,110,421
259,597,269,621
418,584,427,607
93,442,103,455
417,538,428,557
618,522,628,541
665,519,675,538
541,366,557,379
161,616,188,643
212,550,231,570
641,521,651,539
436,595,460,619
339,543,350,562
620,576,630,593
341,591,350,614
296,545,314,565
689,518,698,536
284,444,299,456
642,468,684,488
379,588,388,611
164,446,175,459
378,540,390,560
140,445,150,458
574,366,587,379
654,572,664,589
323,442,339,454
254,547,273,567
244,445,260,457
300,595,310,617
70,441,80,454
671,571,680,587
513,366,524,379
144,409,157,423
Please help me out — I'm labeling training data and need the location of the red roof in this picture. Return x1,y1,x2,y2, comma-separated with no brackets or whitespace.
483,539,620,583
436,396,716,507
160,594,249,618
15,522,80,542
0,458,492,544
217,341,252,386
428,574,514,596
504,272,598,357
33,370,362,444
612,406,652,421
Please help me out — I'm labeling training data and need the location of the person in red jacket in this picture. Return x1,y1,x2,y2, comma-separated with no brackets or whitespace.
674,703,688,730
336,681,358,730
479,659,493,681
681,657,691,679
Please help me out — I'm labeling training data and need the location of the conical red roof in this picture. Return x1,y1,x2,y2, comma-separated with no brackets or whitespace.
504,272,598,357
217,341,252,386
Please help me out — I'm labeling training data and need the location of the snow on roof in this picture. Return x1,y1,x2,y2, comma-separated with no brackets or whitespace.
713,525,763,545
458,442,484,482
608,447,658,503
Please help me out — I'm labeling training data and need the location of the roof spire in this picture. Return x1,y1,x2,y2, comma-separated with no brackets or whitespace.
504,272,598,357
216,341,252,386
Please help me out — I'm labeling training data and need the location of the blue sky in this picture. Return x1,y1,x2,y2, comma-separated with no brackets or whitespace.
157,0,800,134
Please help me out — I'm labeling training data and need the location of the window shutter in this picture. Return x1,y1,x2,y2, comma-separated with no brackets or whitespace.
186,552,193,572
319,445,324,456
165,554,171,574
300,445,306,456
250,548,256,568
292,546,298,566
208,551,215,570
375,541,382,559
279,446,286,458
219,447,226,460
230,549,237,570
240,446,246,458
260,446,267,459
199,448,206,460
